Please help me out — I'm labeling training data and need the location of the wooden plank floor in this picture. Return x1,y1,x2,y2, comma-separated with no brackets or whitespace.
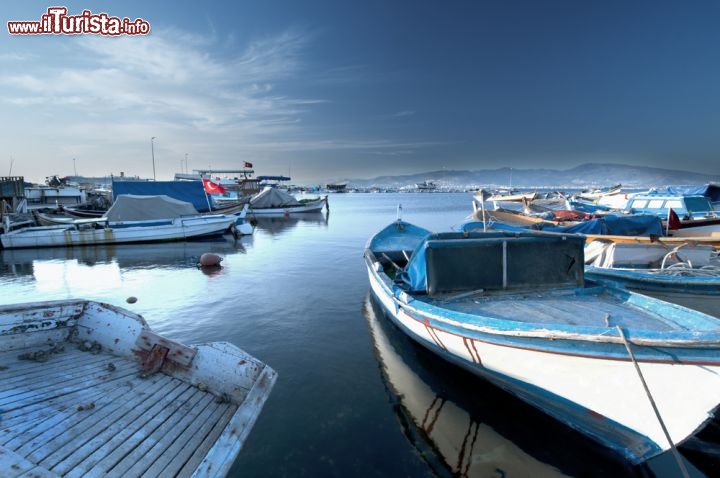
426,290,682,331
0,344,238,477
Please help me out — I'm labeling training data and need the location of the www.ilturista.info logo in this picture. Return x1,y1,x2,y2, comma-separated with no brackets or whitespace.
8,7,150,36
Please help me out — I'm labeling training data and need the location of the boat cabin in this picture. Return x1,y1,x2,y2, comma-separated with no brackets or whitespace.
625,193,717,220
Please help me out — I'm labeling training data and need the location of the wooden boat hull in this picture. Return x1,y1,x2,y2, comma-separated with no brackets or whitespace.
1,215,236,249
0,299,276,477
365,220,720,464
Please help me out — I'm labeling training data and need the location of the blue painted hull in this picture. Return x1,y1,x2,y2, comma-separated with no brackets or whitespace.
585,266,720,296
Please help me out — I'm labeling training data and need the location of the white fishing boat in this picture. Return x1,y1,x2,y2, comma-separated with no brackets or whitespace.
248,187,328,217
365,217,720,467
1,195,239,249
0,298,276,477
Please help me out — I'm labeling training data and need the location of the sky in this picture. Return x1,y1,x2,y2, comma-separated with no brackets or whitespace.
1,1,720,185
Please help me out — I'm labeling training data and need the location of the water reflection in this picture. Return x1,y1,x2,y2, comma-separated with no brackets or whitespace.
251,212,329,236
0,236,244,272
363,294,641,477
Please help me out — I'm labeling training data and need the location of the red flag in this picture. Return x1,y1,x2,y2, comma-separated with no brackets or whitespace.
202,178,227,195
244,161,253,168
667,208,681,230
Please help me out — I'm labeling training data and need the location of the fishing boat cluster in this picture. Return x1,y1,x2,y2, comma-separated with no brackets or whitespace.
0,173,329,249
365,182,720,476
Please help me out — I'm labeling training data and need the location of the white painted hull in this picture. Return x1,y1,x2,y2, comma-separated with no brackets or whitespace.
1,215,235,249
366,258,720,464
365,295,573,477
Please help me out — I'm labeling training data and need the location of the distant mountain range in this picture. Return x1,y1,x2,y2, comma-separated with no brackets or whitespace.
345,163,720,190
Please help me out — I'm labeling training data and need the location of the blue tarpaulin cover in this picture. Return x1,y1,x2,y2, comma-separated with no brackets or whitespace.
112,180,212,212
657,184,720,203
530,214,664,236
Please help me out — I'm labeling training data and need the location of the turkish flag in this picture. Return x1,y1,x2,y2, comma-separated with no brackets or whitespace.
244,161,253,168
202,179,227,195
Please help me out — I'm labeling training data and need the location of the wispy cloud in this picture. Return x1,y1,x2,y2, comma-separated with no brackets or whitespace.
0,24,440,182
0,26,317,131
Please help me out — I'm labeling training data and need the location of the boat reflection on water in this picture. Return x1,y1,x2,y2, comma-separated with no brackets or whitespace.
250,212,329,236
363,294,646,478
0,236,245,275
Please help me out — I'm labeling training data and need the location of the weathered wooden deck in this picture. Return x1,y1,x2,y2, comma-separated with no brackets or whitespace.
0,344,238,477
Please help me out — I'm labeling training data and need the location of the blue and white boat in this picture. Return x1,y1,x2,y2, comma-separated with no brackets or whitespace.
624,190,720,237
584,240,720,295
365,218,720,466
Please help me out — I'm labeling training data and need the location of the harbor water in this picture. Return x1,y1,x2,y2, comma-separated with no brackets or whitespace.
1,192,719,477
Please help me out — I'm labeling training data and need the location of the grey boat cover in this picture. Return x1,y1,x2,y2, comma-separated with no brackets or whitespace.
249,187,301,208
105,195,199,221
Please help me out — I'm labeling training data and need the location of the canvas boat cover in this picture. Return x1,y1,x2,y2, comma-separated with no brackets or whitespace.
249,187,301,208
105,195,199,222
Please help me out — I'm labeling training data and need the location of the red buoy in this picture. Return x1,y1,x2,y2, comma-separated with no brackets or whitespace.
198,253,223,267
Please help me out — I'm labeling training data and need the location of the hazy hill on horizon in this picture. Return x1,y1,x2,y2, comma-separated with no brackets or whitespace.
345,163,720,190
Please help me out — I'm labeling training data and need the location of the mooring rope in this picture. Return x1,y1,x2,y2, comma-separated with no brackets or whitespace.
616,326,690,478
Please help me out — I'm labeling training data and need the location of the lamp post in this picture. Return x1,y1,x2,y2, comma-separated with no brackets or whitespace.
151,136,157,180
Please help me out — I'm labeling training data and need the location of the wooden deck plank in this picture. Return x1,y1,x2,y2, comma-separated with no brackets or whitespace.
35,378,188,471
1,371,136,442
0,348,106,395
116,395,230,477
0,352,124,410
68,384,202,475
55,380,196,477
0,360,139,427
0,445,59,478
6,369,146,453
171,403,238,477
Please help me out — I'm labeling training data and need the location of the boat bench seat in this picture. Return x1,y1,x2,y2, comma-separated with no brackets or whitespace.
424,236,585,297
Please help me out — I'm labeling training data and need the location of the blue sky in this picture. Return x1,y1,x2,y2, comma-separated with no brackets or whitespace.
2,1,719,185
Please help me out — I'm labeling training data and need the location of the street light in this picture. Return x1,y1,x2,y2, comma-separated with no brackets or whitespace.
151,136,157,180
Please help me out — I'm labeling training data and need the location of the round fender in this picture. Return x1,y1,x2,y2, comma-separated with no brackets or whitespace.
198,252,223,267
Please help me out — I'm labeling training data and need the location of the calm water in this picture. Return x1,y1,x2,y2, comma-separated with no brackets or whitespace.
1,193,719,477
